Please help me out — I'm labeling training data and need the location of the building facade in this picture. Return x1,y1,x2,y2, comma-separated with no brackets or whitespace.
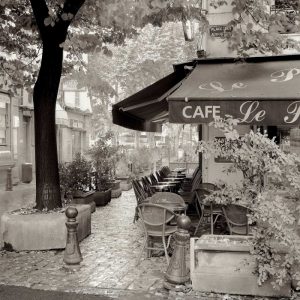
0,87,34,185
56,79,92,163
0,78,92,187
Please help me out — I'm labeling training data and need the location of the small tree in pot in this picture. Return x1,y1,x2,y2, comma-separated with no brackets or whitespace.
58,153,92,205
88,131,120,205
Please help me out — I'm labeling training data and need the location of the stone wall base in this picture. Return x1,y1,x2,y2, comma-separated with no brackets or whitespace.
1,204,91,251
190,236,291,298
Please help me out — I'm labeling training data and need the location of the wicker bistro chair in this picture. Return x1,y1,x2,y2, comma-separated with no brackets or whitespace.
137,203,177,265
193,188,224,235
178,167,202,204
141,176,155,197
222,204,250,235
132,180,150,223
149,173,178,193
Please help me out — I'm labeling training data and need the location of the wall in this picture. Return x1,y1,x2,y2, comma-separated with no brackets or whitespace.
202,125,250,185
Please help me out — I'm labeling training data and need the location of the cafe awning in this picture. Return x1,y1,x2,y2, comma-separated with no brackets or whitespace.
112,63,193,132
168,55,300,125
112,55,300,131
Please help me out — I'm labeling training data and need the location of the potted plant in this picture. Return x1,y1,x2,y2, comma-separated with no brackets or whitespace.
196,117,300,295
88,131,121,205
58,153,93,205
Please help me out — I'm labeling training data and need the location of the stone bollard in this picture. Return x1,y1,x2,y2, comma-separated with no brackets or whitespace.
63,206,83,266
165,214,191,286
6,167,12,191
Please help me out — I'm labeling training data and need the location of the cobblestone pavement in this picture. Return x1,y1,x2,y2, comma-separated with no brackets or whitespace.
0,188,299,299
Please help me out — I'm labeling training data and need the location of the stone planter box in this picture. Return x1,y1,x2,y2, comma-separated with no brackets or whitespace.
1,204,91,251
116,177,132,191
73,190,92,198
190,235,291,298
71,190,96,213
108,180,122,198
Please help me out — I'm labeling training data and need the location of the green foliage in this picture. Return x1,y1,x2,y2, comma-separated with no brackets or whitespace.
88,131,124,191
198,117,300,289
3,0,300,94
58,153,91,197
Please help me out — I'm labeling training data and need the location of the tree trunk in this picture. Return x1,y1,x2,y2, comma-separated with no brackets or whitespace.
33,40,63,210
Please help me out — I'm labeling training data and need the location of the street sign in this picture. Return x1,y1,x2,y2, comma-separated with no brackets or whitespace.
209,25,232,38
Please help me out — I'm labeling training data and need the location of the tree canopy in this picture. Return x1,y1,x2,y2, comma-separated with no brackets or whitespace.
2,0,300,93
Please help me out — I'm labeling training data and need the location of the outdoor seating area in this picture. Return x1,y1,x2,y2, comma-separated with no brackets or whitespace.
132,166,253,263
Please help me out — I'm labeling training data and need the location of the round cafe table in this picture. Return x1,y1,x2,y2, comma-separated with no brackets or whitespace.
149,193,187,215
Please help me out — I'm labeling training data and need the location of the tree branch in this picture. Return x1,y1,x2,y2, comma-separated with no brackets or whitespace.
59,0,86,29
52,0,85,43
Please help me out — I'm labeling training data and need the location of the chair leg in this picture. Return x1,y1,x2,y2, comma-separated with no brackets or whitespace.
162,236,169,264
211,213,223,234
194,204,204,235
194,215,204,235
136,236,147,266
147,237,153,258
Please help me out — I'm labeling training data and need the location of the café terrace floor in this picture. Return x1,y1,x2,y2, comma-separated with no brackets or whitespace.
0,184,298,300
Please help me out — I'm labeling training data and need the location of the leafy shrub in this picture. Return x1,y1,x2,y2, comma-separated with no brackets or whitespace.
58,153,91,198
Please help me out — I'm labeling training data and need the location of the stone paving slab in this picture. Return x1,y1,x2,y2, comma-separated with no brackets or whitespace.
0,189,299,299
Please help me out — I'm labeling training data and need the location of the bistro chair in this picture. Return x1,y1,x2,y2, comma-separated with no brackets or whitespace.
193,187,223,235
149,173,177,193
137,203,177,265
141,176,155,197
156,171,182,191
132,179,149,223
178,167,202,204
222,204,250,235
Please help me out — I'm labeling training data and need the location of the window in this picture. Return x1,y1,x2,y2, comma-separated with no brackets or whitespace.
0,102,8,145
70,119,84,129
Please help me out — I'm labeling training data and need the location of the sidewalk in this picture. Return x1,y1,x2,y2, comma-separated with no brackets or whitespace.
0,187,299,299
